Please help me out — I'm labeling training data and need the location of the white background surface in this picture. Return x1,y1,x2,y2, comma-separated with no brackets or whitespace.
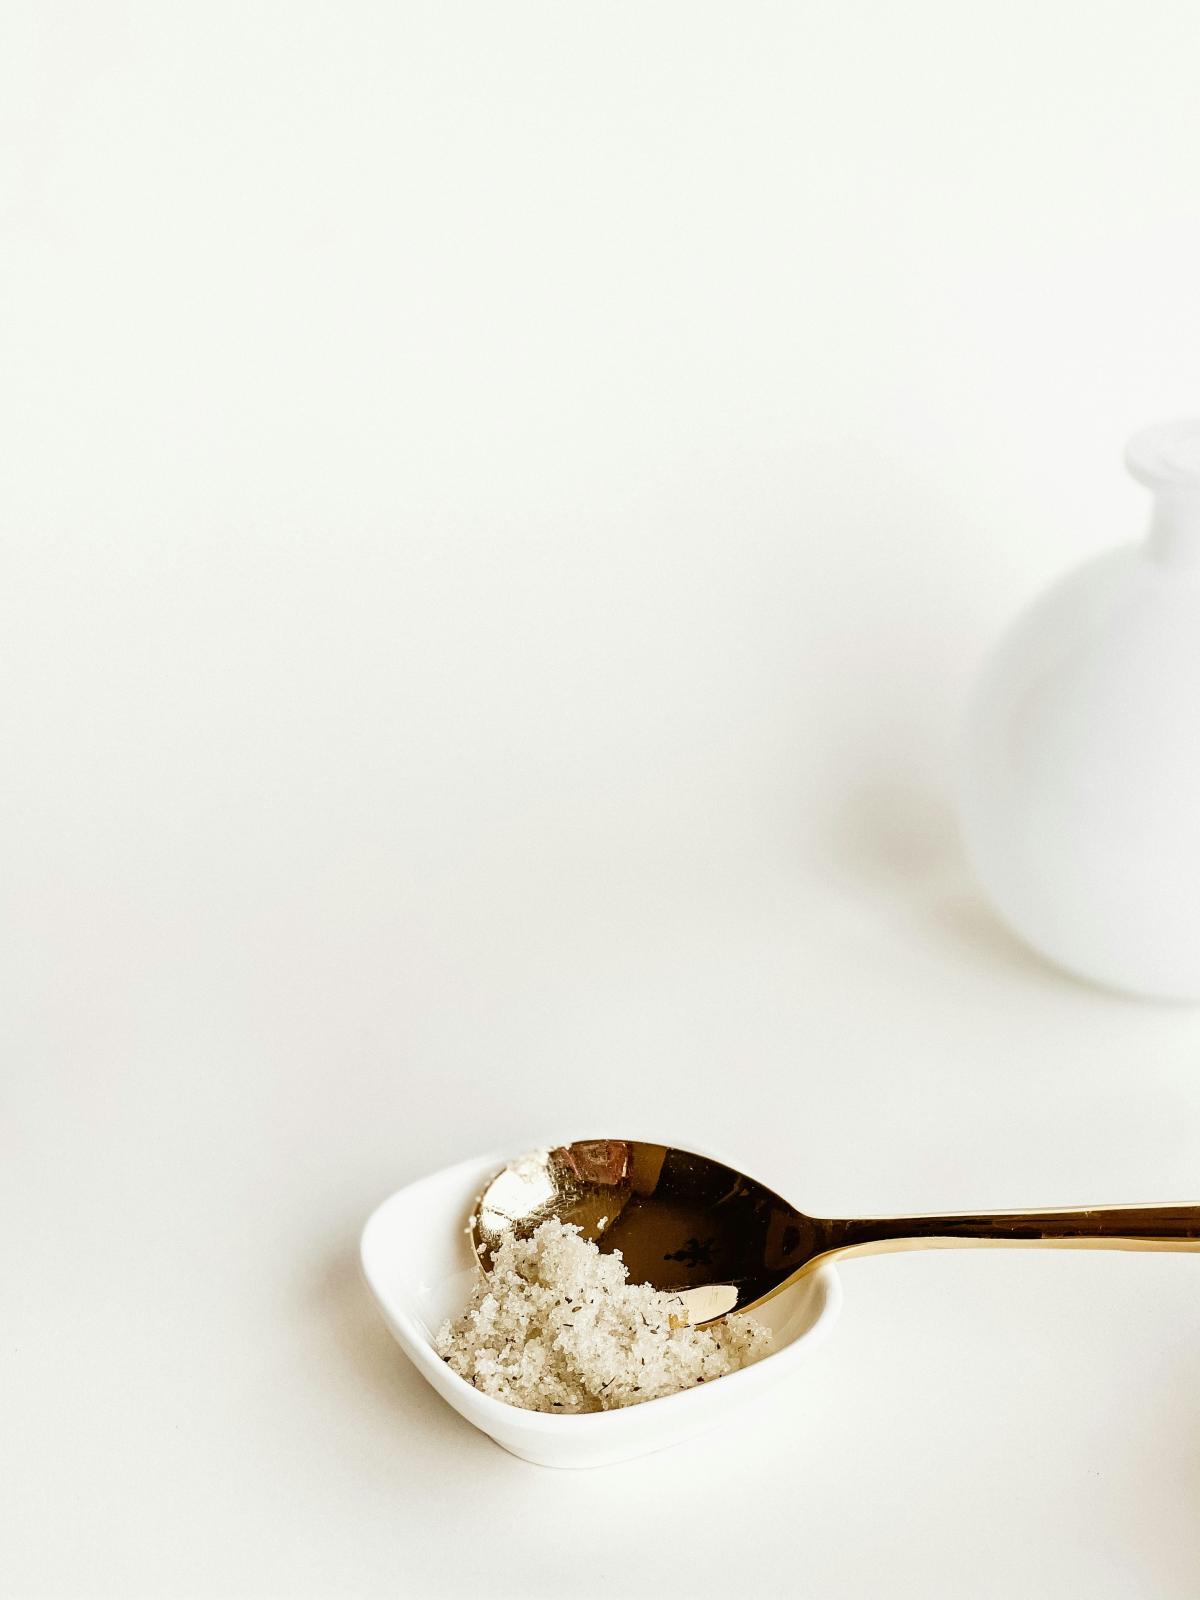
5,3,1200,1595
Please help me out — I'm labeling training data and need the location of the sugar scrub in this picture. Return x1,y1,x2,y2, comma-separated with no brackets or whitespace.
435,1217,772,1413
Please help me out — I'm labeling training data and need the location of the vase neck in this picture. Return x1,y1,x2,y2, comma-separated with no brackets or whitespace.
1126,421,1200,572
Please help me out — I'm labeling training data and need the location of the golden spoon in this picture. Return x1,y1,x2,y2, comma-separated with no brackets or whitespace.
472,1139,1200,1325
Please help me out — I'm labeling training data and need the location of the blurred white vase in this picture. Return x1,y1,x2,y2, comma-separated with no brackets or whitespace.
960,421,1200,1000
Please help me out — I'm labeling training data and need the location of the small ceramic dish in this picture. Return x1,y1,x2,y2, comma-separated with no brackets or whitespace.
360,1147,842,1468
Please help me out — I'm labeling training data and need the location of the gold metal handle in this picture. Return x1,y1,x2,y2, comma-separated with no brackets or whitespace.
819,1203,1200,1262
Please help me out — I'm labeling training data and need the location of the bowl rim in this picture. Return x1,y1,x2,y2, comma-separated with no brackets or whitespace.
360,1141,843,1432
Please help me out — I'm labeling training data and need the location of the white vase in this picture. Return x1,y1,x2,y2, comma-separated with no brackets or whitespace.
959,421,1200,1000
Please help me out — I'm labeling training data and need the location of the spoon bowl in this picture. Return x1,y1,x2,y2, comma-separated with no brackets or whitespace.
473,1139,815,1323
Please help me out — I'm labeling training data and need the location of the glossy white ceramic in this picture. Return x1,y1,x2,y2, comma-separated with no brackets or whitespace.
961,421,1200,1000
360,1149,842,1469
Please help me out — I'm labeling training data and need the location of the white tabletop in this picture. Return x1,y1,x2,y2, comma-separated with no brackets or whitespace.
6,4,1200,1595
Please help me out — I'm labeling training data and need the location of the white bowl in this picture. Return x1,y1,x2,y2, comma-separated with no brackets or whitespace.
360,1149,842,1469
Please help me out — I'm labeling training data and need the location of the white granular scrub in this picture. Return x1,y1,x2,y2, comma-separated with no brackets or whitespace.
435,1218,772,1413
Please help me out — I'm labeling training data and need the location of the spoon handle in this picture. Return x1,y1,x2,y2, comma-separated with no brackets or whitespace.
820,1204,1200,1260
